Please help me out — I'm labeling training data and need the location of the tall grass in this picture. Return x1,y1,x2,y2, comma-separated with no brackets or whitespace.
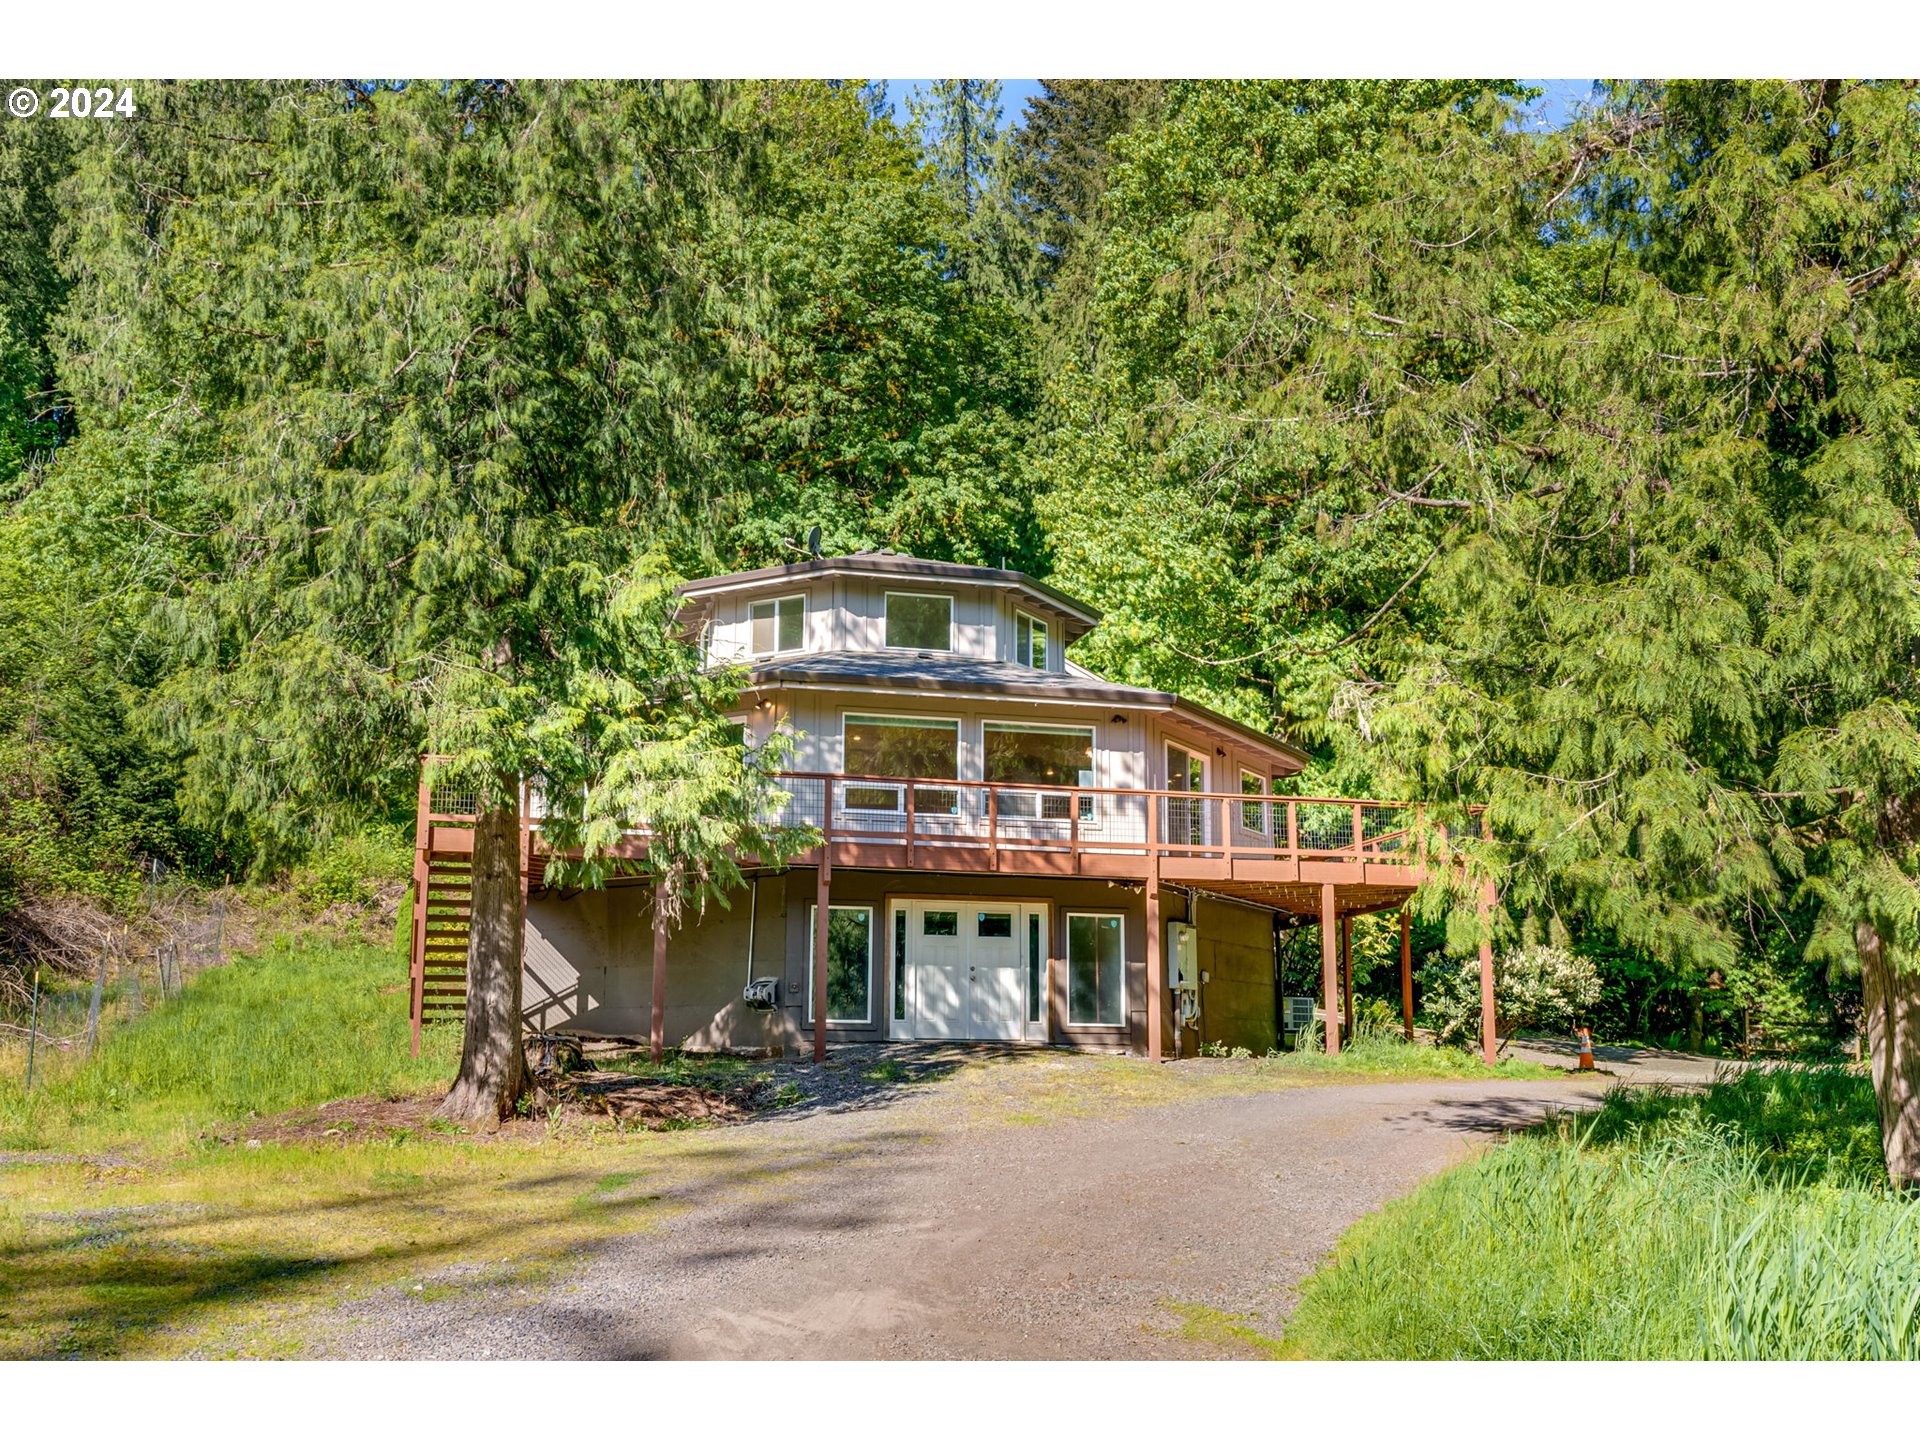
0,937,460,1151
1258,1008,1560,1080
1284,1066,1920,1359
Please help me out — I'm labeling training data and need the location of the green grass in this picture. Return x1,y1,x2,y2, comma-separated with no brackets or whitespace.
1247,1015,1562,1081
0,937,461,1153
0,935,874,1358
1283,1066,1920,1359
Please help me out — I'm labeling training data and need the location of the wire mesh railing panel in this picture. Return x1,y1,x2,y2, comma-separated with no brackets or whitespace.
428,782,479,817
1295,801,1356,853
1360,803,1410,852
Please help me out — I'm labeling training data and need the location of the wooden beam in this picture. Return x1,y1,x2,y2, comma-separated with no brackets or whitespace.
650,881,669,1065
1479,878,1498,1065
813,786,835,1064
1400,906,1414,1042
410,763,430,1059
1146,792,1164,1061
1320,882,1340,1055
1340,914,1354,1040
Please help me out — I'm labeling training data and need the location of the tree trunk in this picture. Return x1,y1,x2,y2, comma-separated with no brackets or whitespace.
1858,919,1920,1191
437,797,530,1128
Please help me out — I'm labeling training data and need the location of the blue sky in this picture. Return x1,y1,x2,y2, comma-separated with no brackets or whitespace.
886,79,1599,132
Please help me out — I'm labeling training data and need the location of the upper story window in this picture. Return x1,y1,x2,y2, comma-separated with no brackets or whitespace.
750,594,805,656
1014,610,1049,669
1240,769,1269,833
885,592,952,651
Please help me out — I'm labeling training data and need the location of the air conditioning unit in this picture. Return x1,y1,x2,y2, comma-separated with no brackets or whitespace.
1283,995,1317,1032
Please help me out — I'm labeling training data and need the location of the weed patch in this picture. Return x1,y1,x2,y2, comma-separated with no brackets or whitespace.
1283,1066,1920,1359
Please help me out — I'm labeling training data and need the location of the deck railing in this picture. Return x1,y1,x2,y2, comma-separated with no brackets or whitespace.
757,771,1417,867
416,761,1437,874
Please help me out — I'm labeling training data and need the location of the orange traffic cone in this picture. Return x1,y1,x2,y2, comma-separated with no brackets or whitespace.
1576,1026,1594,1071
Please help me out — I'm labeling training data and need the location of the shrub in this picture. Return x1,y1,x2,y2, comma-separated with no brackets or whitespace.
292,828,410,908
1420,943,1601,1048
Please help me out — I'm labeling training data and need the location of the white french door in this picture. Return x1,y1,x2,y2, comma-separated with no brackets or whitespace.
891,900,1049,1042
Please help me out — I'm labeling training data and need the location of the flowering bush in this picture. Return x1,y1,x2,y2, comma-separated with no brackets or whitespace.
1419,944,1602,1048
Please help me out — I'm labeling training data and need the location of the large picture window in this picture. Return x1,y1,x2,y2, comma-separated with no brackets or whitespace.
749,594,805,655
807,904,873,1024
842,714,959,813
985,722,1093,819
1067,912,1125,1027
885,592,953,651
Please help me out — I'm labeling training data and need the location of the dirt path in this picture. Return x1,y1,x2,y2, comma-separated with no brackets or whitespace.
310,1068,1602,1360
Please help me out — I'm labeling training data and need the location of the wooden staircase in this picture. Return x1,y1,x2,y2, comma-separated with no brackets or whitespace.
407,763,535,1054
416,852,473,1016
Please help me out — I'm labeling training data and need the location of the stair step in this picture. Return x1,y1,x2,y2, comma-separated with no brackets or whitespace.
423,943,469,954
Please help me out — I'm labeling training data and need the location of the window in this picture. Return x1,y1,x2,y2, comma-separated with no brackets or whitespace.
922,910,958,936
885,592,953,651
1028,912,1043,1023
1241,770,1268,833
893,908,908,1022
749,594,805,655
843,714,959,813
977,911,1013,938
1067,913,1125,1027
984,722,1094,820
1014,611,1049,669
807,904,873,1024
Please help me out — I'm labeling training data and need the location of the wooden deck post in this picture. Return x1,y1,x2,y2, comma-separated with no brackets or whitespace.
1146,790,1164,1061
1320,883,1340,1055
1400,906,1415,1042
1478,878,1498,1065
814,779,835,1064
650,881,669,1065
409,763,430,1058
1340,915,1354,1040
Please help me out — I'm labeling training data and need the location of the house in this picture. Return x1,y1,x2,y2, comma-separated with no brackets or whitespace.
407,552,1496,1062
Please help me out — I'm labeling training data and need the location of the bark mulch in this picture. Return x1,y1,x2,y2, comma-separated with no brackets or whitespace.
234,1075,768,1146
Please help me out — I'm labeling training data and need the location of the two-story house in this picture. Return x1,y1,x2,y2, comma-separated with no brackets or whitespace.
408,552,1494,1063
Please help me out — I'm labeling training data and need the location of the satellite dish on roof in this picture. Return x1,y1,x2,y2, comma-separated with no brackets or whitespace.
806,525,823,558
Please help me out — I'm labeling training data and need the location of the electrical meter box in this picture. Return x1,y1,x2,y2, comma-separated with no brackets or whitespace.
1167,921,1199,990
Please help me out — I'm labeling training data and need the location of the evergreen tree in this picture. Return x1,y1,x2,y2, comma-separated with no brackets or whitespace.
713,81,1040,568
53,80,812,1123
1010,79,1165,367
907,79,1040,311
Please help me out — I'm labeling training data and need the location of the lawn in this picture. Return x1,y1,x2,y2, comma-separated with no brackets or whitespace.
1282,1066,1920,1360
0,938,809,1358
0,934,1584,1358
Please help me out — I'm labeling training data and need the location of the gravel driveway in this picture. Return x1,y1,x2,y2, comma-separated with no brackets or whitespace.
310,1063,1602,1360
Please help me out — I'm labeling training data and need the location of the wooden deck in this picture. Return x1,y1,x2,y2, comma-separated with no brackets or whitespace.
409,768,1498,1066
